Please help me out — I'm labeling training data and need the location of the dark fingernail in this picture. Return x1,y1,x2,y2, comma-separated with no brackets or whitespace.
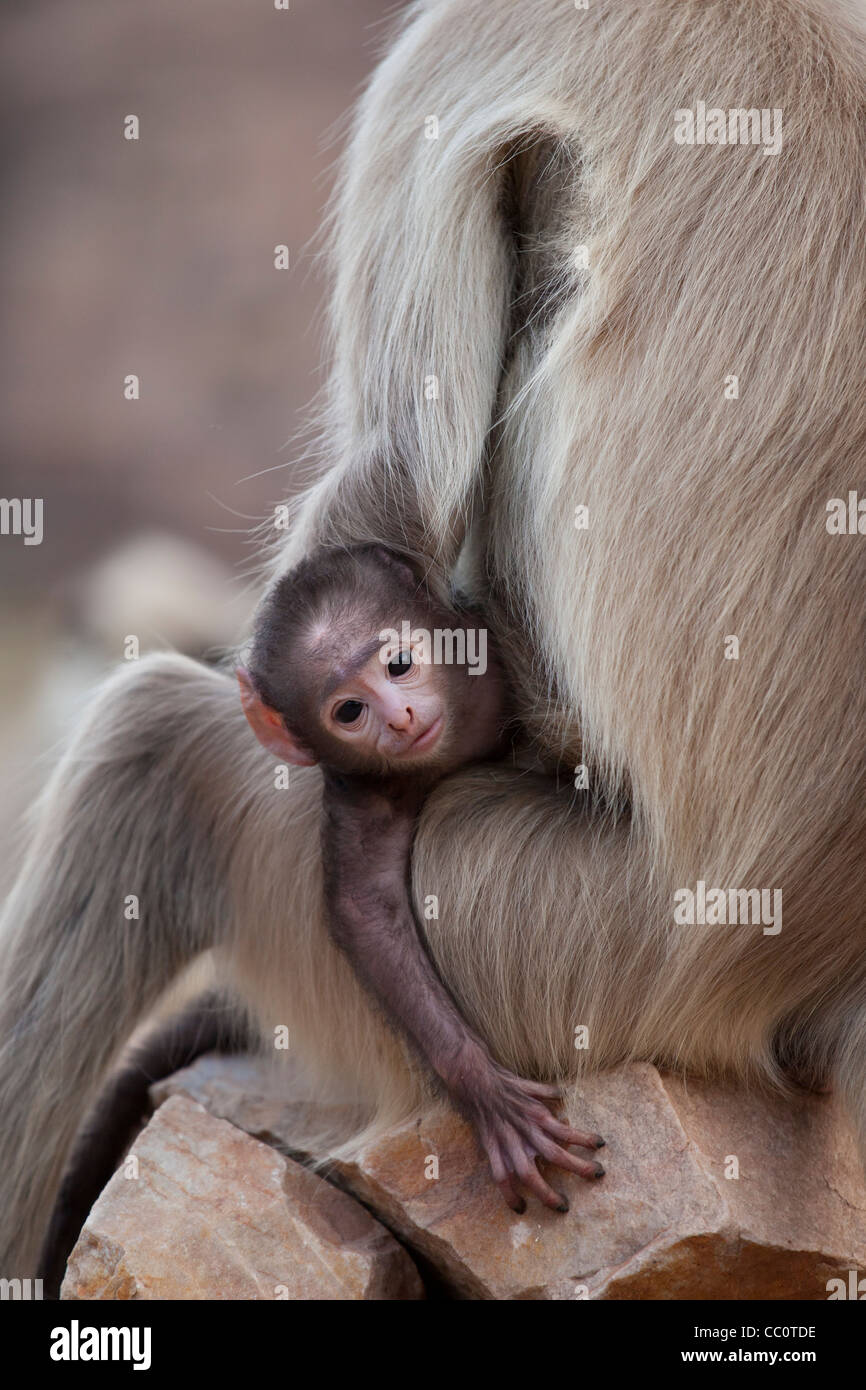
557,1197,569,1213
594,1136,606,1148
593,1162,605,1178
514,1198,526,1215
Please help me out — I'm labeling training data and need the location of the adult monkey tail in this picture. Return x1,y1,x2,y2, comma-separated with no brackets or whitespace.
37,990,249,1298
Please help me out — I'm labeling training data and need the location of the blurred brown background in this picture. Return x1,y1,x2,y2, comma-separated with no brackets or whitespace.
0,0,396,880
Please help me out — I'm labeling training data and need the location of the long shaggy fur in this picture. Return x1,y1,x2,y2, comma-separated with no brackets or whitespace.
2,0,866,1276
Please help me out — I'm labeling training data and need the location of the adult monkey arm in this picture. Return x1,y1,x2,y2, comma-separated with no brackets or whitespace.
274,1,515,581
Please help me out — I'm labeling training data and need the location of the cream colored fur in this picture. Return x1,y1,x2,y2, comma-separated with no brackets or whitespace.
2,0,866,1276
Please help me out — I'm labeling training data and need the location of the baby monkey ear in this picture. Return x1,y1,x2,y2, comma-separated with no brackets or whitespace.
370,546,420,590
368,544,452,609
236,667,318,767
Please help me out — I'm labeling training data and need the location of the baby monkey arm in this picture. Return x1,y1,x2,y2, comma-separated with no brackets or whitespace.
321,772,605,1213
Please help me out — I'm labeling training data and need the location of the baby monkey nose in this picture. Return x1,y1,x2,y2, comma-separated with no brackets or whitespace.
388,705,415,732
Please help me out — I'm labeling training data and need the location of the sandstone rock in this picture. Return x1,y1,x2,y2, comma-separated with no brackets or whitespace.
331,1065,866,1299
154,1054,866,1300
62,1095,423,1300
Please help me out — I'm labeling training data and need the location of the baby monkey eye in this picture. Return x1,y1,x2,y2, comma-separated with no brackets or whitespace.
334,700,364,725
387,651,413,678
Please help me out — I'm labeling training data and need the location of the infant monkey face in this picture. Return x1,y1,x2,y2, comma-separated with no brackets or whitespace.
323,636,445,763
240,543,506,779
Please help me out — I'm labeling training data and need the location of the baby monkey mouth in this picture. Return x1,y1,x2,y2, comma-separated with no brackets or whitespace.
406,714,443,754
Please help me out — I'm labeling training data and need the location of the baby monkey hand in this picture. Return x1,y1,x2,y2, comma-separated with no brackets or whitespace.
445,1044,605,1213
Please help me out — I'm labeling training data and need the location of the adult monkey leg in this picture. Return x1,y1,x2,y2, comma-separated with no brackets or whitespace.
0,655,273,1277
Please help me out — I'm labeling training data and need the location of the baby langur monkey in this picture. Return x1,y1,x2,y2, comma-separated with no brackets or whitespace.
237,544,605,1214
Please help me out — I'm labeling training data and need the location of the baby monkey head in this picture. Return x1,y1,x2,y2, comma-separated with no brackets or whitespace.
238,545,507,780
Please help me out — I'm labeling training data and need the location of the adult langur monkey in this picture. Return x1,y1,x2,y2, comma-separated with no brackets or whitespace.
3,0,866,1281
